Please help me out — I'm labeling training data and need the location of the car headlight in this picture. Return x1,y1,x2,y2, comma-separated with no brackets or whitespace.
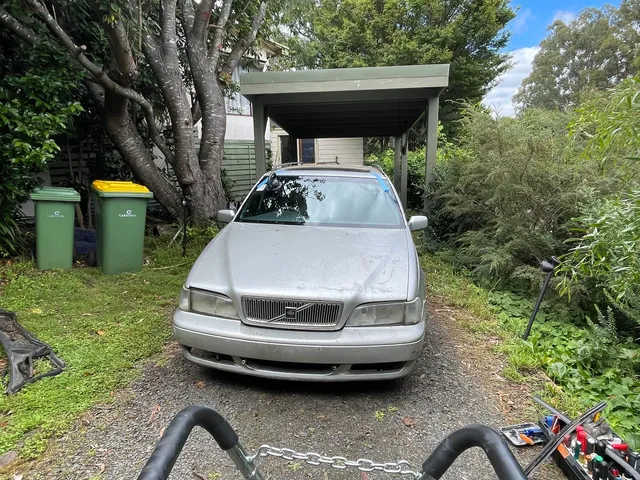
347,297,423,326
179,286,239,319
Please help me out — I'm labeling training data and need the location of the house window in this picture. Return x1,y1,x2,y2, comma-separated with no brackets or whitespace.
225,61,252,115
300,139,315,163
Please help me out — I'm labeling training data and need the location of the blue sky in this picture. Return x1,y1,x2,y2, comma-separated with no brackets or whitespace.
483,0,620,115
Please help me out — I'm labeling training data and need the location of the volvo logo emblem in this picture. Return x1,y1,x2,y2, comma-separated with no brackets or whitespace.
284,307,297,320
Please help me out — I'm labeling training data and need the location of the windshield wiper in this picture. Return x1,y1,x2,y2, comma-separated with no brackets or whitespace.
238,219,305,225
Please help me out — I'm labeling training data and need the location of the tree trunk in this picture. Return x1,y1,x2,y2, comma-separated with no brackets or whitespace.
93,87,183,217
185,170,226,223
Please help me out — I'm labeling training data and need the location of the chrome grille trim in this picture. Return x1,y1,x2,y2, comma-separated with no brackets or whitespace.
242,297,343,329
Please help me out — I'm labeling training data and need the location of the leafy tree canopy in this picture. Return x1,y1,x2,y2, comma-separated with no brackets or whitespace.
274,0,515,126
514,0,640,112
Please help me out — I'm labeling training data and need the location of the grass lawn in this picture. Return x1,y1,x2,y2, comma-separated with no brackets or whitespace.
0,236,202,459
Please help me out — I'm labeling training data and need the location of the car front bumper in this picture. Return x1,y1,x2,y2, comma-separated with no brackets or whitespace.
173,310,425,381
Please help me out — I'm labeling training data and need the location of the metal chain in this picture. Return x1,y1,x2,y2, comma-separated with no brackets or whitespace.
249,444,423,479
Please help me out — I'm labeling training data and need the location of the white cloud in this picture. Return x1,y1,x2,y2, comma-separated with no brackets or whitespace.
552,10,576,24
483,47,540,117
512,8,533,34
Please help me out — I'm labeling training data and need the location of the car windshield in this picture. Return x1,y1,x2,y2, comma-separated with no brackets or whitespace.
237,174,404,228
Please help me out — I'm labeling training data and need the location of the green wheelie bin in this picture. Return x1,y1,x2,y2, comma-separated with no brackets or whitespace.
91,180,153,274
30,186,80,270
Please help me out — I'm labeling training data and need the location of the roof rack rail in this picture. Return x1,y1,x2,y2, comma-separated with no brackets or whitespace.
272,162,304,169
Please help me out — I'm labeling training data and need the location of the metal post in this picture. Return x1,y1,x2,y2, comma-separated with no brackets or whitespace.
400,132,408,208
181,199,188,257
393,136,402,192
424,96,439,213
522,258,558,340
227,443,265,480
252,102,267,180
290,136,298,163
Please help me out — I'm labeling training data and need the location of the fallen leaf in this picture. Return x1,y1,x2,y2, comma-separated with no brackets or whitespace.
30,308,42,315
96,463,106,475
14,475,23,480
97,330,105,336
82,313,94,316
401,417,416,427
194,380,205,389
193,473,207,480
148,405,161,424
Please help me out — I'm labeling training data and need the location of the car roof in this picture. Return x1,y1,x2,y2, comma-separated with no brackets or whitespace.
272,163,386,178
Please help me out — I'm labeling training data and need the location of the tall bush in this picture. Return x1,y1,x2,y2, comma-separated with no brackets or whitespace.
558,79,640,329
425,106,627,288
559,190,640,329
0,38,82,257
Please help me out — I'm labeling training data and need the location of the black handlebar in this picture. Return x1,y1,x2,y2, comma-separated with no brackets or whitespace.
137,405,239,480
136,406,527,480
421,424,527,480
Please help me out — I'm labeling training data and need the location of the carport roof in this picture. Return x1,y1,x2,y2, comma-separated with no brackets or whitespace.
240,64,449,138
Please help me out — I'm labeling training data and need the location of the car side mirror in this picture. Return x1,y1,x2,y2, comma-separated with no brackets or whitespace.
408,215,428,232
217,209,235,223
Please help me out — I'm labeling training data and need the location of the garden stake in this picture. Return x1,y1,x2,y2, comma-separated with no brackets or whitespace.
182,198,188,257
522,256,559,340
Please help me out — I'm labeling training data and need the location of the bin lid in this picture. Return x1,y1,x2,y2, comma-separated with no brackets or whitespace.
91,180,153,198
30,186,81,202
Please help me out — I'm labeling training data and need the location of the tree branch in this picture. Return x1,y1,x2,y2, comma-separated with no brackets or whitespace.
0,7,39,46
160,0,179,62
221,0,267,77
24,0,174,165
100,18,138,82
191,0,214,46
208,0,233,65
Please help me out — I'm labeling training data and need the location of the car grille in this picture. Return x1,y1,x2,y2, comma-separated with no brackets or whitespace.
242,298,342,329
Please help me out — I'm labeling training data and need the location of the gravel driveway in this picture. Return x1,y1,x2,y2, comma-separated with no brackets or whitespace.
30,305,560,480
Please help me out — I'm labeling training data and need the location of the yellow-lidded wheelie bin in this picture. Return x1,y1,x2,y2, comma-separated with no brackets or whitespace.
30,186,80,270
91,181,153,274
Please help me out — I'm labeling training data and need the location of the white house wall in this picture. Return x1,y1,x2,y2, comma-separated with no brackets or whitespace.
270,128,364,166
316,138,363,165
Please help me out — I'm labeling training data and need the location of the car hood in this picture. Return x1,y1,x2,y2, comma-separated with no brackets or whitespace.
186,222,411,303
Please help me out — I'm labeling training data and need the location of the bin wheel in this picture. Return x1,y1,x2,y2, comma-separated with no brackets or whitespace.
88,251,97,267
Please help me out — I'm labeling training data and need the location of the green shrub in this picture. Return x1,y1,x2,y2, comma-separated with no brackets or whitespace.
0,39,82,257
488,291,640,448
365,128,472,212
558,189,640,329
425,106,636,289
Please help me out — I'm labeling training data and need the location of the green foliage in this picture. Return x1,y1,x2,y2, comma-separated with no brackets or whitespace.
488,291,640,448
558,190,640,328
422,253,640,449
366,128,472,211
0,235,201,458
0,36,83,257
570,77,640,163
514,1,640,111
426,107,598,287
274,0,515,128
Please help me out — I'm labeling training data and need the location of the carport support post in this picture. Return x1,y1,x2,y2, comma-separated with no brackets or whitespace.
252,101,267,179
290,136,298,163
400,132,408,208
393,136,402,192
424,96,439,212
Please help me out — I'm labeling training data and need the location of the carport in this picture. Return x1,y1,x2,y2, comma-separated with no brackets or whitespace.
240,64,449,211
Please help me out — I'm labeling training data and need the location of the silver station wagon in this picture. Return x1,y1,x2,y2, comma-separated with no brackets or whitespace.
173,165,428,381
